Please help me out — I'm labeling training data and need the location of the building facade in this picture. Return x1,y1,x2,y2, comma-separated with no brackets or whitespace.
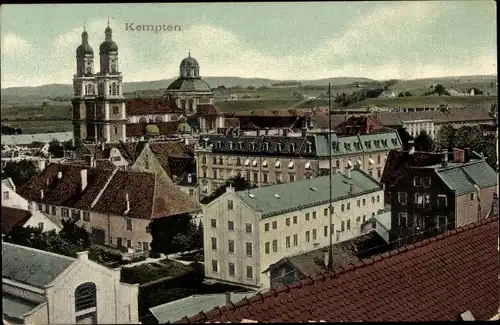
196,129,402,198
203,169,385,288
2,243,139,324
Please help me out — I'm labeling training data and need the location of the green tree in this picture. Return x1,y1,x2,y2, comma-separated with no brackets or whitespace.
434,84,446,95
398,91,405,97
2,160,39,187
48,140,64,158
454,126,483,149
149,213,196,255
414,131,435,152
435,125,456,151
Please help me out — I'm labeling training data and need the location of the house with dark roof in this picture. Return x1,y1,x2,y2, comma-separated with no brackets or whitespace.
16,163,200,255
1,206,62,236
203,168,385,289
175,215,500,323
196,128,402,199
382,148,498,248
2,242,139,324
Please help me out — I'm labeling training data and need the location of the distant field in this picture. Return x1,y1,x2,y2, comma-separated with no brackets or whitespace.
5,120,72,134
347,95,498,109
1,104,72,120
215,99,299,112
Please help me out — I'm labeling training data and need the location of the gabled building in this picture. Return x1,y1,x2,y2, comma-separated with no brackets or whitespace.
2,178,29,210
1,206,62,236
196,129,402,198
175,215,500,323
2,242,139,324
16,163,200,254
203,168,385,288
383,148,498,248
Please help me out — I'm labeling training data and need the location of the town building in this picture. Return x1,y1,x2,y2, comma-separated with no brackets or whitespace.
16,163,200,255
2,178,29,210
176,215,500,323
1,206,62,236
382,148,498,248
196,127,401,198
202,168,385,288
2,242,139,324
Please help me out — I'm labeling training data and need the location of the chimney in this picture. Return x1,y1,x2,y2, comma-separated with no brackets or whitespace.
124,192,130,214
453,148,465,163
346,168,352,179
323,249,329,268
40,189,44,199
349,183,355,195
77,251,89,261
226,292,231,305
57,171,63,179
441,151,448,168
81,169,88,192
464,147,471,163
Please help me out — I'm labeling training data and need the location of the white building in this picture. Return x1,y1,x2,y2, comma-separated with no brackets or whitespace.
203,168,385,288
2,178,29,210
1,206,62,235
2,242,139,324
402,119,435,138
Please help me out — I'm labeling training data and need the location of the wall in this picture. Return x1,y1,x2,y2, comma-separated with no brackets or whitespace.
203,190,261,287
1,183,29,210
23,211,62,234
128,114,178,124
130,144,169,178
45,257,139,324
257,190,384,287
456,186,497,227
109,148,129,168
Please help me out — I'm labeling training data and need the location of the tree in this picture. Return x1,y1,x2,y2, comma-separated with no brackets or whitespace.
149,213,196,255
435,125,456,151
414,131,435,152
404,91,412,97
59,218,91,249
191,221,204,249
49,140,64,158
200,175,254,205
2,160,39,187
454,126,483,150
434,84,446,95
398,91,405,97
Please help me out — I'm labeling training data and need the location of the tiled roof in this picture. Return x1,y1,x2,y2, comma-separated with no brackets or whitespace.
3,293,43,322
148,141,196,182
234,169,381,218
17,163,200,219
126,122,180,137
226,109,311,118
175,215,500,323
237,116,306,130
196,104,220,117
434,160,497,196
1,207,32,235
126,97,182,116
223,118,240,128
2,242,76,288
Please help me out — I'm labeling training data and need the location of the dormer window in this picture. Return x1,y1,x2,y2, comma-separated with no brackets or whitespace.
290,143,296,152
252,159,258,167
305,161,311,169
219,157,223,165
288,160,294,169
244,158,250,166
262,160,268,168
306,142,312,153
275,160,281,168
276,143,282,152
263,142,269,151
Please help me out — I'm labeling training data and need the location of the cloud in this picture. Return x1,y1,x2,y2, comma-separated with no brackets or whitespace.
1,33,30,56
0,2,497,88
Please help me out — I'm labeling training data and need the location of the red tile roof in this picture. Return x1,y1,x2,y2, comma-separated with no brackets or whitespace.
1,207,32,234
175,215,500,323
126,97,182,116
148,141,195,182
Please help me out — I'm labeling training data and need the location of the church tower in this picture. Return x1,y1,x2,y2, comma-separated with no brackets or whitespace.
72,25,97,145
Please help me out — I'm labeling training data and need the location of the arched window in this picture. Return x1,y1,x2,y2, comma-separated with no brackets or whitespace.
155,116,163,123
110,64,116,73
75,282,97,313
202,156,207,164
108,85,112,95
111,83,117,96
139,117,147,123
116,84,120,95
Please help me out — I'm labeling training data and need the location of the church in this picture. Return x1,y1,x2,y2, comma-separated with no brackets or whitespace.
72,24,224,145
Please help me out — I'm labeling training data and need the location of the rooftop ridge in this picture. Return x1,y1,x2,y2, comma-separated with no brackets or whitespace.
2,241,77,262
176,215,499,323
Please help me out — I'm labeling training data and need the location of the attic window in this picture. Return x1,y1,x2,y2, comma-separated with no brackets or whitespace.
347,160,353,167
275,160,281,168
250,142,256,151
244,159,250,166
274,194,281,199
238,142,243,150
305,161,311,169
263,142,269,151
368,157,374,165
229,141,233,150
306,142,312,153
288,160,294,169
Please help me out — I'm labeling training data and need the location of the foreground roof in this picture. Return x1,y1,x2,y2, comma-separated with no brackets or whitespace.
2,242,76,288
234,169,381,218
175,215,500,323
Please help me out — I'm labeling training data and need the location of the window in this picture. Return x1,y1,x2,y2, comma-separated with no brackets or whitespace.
143,242,149,252
289,174,295,182
357,200,361,207
436,215,447,229
213,170,218,179
312,229,317,240
306,231,310,242
127,240,132,248
272,221,277,229
44,204,50,214
264,223,270,231
376,195,380,203
126,219,132,231
272,240,278,252
324,208,328,216
38,203,42,211
363,215,367,223
423,177,431,188
228,221,234,231
61,208,69,218
113,126,118,135
286,218,290,226
398,192,407,204
398,213,408,227
371,196,375,204
211,237,217,250
413,177,422,187
212,157,217,165
211,219,217,228
377,168,382,178
293,216,297,224
341,204,345,212
312,211,316,219
245,223,252,233
263,173,268,183
112,106,119,114
346,219,351,230
347,203,351,210
305,213,310,221
293,234,298,246
341,221,345,231
356,216,361,226
245,171,251,181
83,211,90,222
51,206,57,216
286,236,291,248
75,282,97,314
202,156,207,164
265,242,270,254
212,260,218,273
71,209,81,221
228,240,235,253
470,193,475,201
437,194,448,207
362,199,366,206
324,226,328,237
227,200,234,210
246,266,253,279
246,242,253,256
253,172,258,184
3,191,9,199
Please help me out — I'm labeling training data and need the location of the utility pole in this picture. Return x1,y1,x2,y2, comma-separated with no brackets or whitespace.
327,83,333,270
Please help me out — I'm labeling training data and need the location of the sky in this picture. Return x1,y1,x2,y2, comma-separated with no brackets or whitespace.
0,1,497,88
